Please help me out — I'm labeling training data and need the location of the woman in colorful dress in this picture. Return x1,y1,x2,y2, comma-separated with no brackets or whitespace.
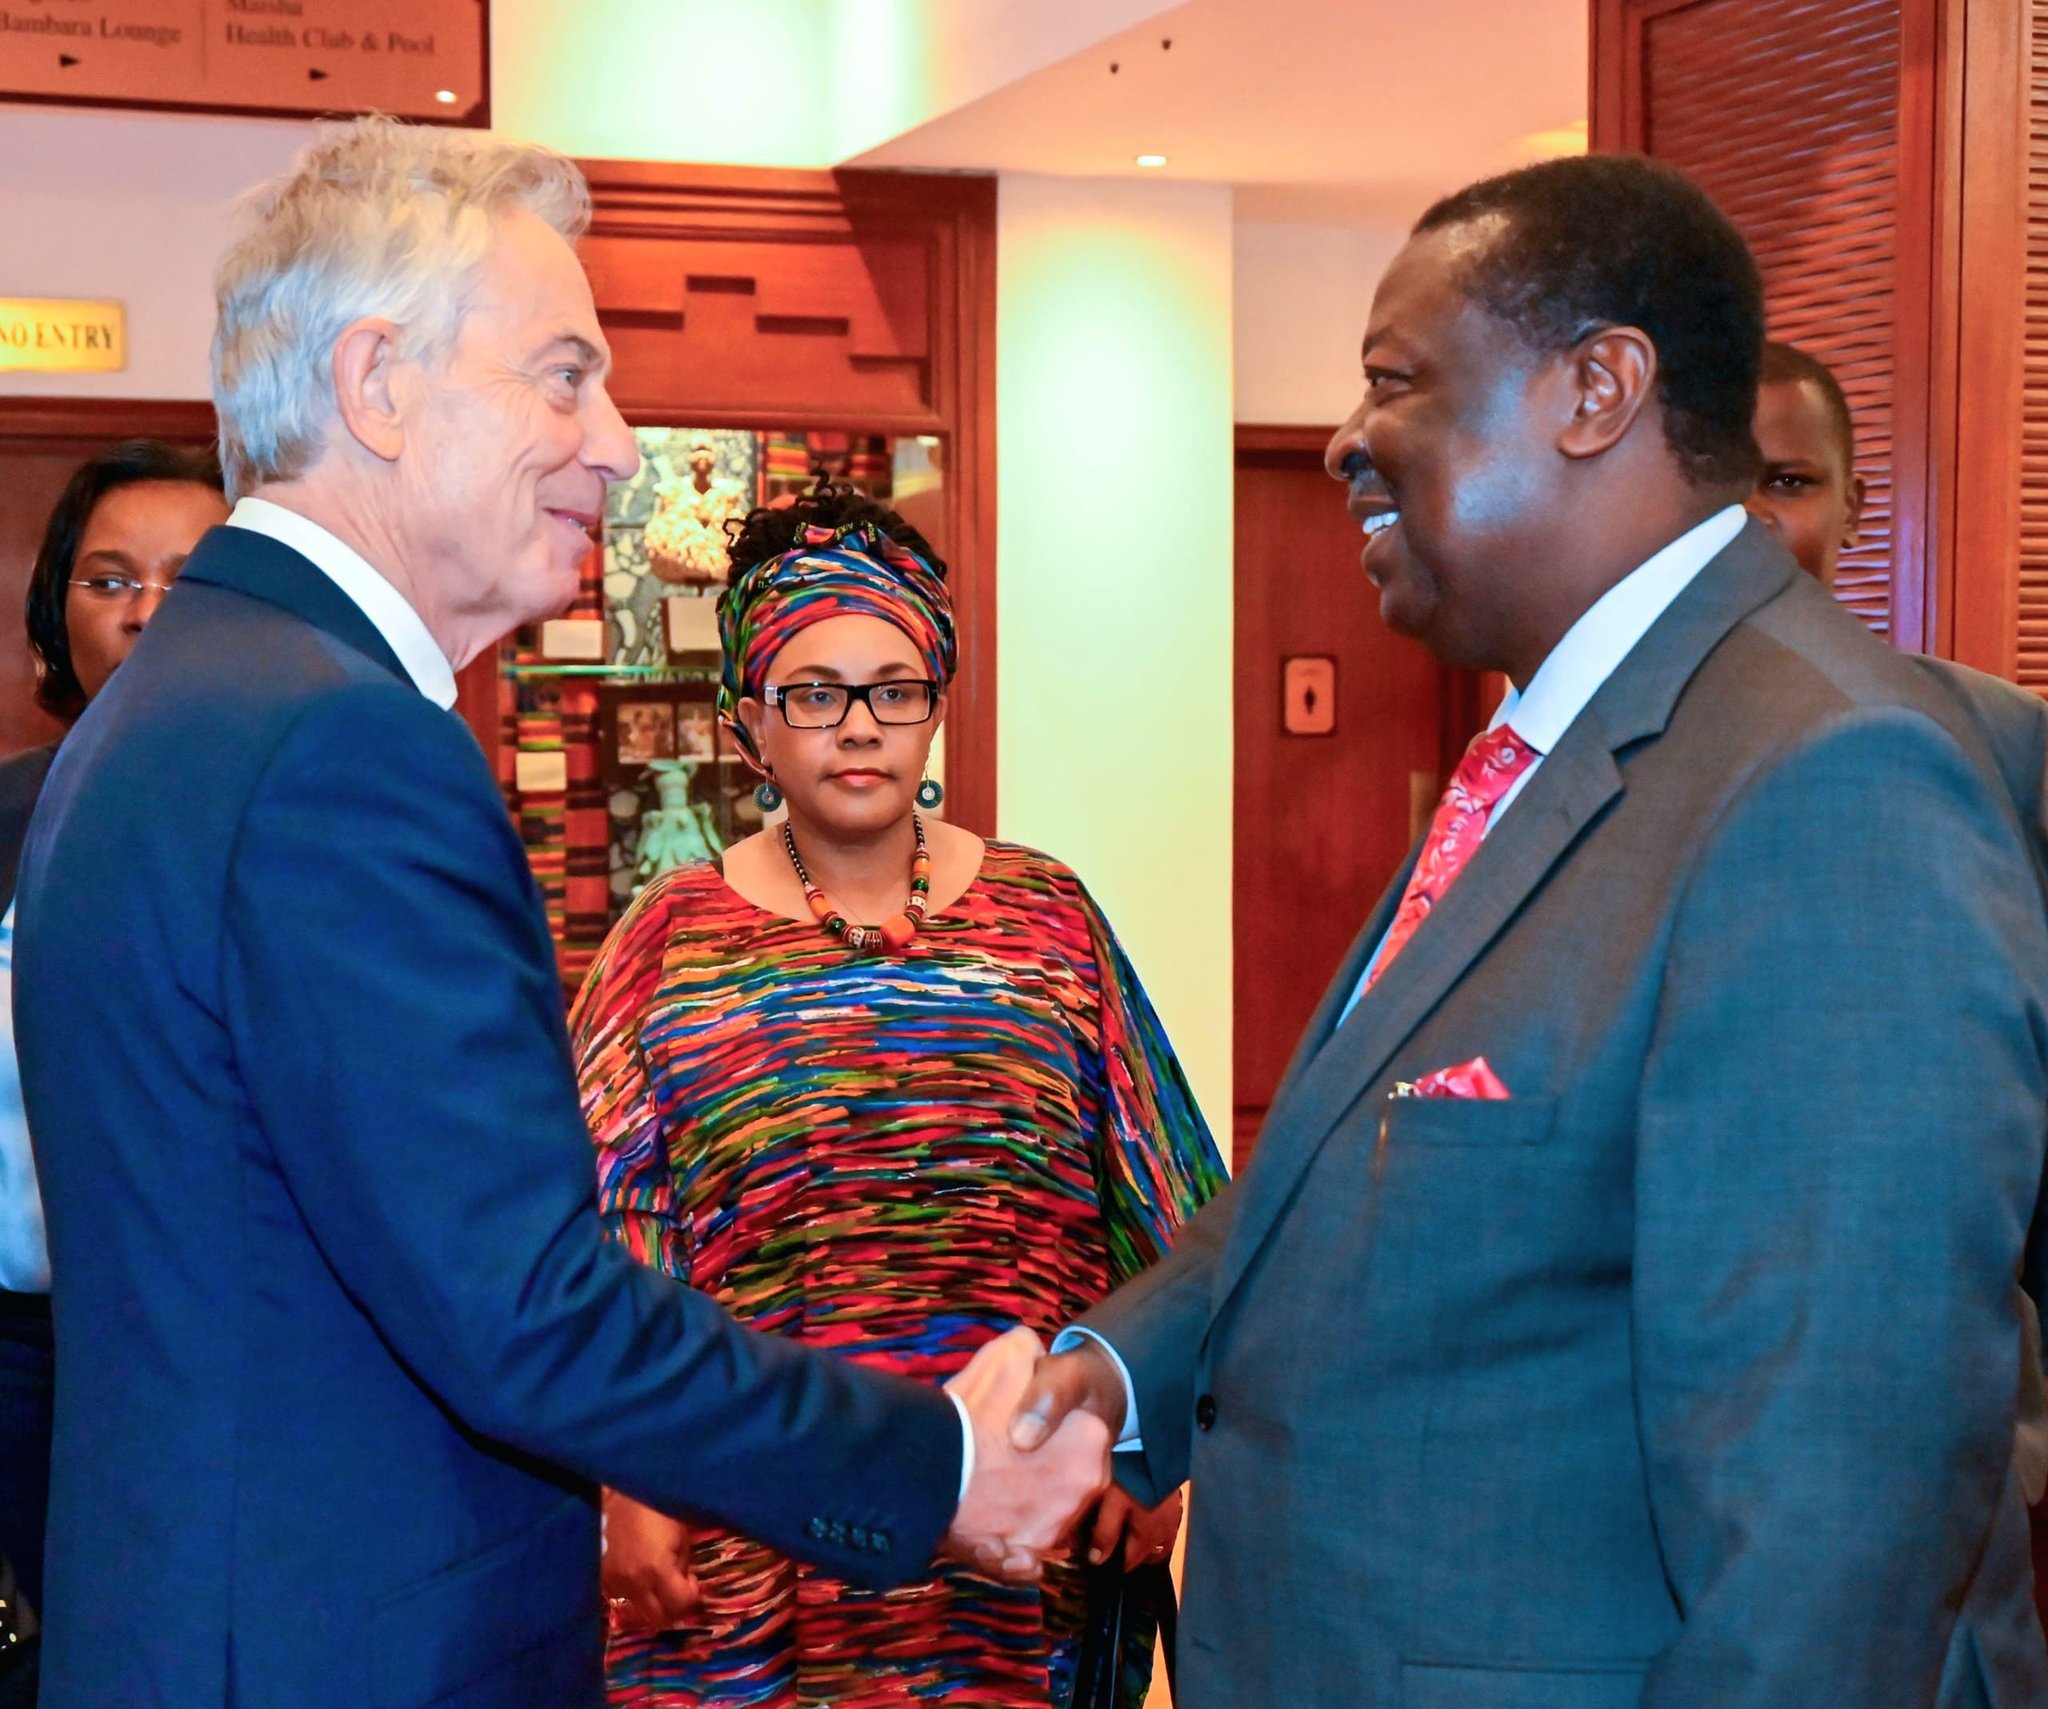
571,480,1225,1709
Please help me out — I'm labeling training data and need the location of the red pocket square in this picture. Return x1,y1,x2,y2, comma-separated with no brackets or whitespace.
1410,1056,1511,1100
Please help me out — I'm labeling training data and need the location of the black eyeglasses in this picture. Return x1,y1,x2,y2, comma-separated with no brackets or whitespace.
764,679,940,730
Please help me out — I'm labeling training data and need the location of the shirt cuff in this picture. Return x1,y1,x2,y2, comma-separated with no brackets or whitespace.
949,1387,975,1503
1050,1326,1144,1451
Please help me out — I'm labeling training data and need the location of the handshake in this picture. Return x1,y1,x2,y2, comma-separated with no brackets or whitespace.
940,1326,1136,1581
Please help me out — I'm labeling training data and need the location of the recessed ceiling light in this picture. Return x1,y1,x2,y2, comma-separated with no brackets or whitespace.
1135,154,1168,169
435,89,458,105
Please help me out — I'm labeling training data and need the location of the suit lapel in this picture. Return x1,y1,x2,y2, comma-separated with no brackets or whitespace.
177,524,414,690
1212,521,1797,1317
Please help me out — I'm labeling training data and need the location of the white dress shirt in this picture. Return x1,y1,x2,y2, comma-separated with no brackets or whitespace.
1066,503,1751,1446
227,497,989,1497
226,498,458,709
0,903,49,1293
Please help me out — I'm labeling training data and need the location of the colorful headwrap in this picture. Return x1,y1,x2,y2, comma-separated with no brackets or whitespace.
717,520,956,774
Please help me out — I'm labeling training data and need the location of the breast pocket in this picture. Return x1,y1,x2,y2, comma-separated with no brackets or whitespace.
1383,1094,1557,1150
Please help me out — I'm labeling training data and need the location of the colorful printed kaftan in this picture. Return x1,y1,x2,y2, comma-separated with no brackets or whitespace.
571,841,1226,1709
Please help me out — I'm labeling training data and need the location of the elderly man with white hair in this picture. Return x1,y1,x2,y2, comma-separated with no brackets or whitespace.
10,118,1108,1709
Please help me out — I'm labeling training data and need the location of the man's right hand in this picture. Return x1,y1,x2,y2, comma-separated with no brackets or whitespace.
1010,1338,1129,1451
943,1327,1111,1581
602,1487,700,1633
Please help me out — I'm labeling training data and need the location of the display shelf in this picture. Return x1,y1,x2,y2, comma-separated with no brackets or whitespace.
505,662,711,679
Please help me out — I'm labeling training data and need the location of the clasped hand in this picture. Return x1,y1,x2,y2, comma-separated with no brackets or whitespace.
941,1327,1135,1581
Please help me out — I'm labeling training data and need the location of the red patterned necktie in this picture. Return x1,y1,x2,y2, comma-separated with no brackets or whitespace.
1365,724,1539,991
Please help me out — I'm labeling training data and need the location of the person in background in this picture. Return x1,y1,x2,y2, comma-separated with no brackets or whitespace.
0,440,227,1694
1745,338,1866,587
574,479,1225,1708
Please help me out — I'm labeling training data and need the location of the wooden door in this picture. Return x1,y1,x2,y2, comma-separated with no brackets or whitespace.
1591,0,2032,675
1232,427,1478,1166
0,400,217,758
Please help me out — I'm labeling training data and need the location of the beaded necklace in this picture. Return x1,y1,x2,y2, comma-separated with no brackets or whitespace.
783,814,933,953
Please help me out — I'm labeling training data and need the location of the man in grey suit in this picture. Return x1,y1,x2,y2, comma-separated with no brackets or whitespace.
1017,155,2048,1706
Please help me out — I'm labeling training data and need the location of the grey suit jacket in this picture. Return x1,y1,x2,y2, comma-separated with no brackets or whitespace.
1088,524,2048,1709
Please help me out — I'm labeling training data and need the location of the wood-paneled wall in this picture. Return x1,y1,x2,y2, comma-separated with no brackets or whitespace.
1593,0,2031,675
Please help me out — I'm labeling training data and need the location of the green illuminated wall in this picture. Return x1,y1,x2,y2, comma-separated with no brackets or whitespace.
996,174,1236,1152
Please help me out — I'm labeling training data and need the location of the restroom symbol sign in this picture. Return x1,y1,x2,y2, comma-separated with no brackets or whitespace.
1283,655,1337,736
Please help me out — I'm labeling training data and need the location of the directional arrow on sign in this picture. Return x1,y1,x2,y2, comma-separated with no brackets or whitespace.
308,67,328,81
58,54,79,68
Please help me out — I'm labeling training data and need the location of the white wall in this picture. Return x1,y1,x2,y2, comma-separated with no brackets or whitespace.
1232,218,1407,427
996,173,1235,1141
0,107,310,398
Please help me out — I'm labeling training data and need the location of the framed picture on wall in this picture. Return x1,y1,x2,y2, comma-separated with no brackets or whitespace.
598,680,717,785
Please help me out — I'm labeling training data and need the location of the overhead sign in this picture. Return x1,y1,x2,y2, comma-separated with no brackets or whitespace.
0,0,488,123
0,298,126,373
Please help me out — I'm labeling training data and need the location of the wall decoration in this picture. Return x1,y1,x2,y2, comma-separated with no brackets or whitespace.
603,428,757,669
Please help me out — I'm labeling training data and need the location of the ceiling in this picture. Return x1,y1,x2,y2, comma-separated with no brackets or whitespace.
851,0,1589,226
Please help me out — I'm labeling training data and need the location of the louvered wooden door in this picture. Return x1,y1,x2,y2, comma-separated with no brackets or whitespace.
1595,0,2031,679
2022,0,2048,689
1593,0,1927,643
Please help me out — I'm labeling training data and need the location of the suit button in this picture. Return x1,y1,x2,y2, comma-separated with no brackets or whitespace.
806,1517,828,1541
873,1530,891,1552
828,1521,848,1545
850,1526,870,1551
1195,1394,1217,1431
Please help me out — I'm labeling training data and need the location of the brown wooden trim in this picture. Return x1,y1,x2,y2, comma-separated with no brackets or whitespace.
0,396,215,453
1890,0,1947,653
1592,0,1709,151
1235,422,1341,458
944,174,1000,839
1589,0,1627,149
1940,0,2028,675
454,652,499,771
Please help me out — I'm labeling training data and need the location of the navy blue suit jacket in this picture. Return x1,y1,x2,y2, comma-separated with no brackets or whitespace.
14,525,960,1708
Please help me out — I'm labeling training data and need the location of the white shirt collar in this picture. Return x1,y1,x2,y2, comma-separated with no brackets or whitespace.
1493,504,1748,751
225,497,458,709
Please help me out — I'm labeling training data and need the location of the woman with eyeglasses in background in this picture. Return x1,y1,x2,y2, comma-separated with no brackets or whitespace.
0,440,226,1694
572,479,1225,1709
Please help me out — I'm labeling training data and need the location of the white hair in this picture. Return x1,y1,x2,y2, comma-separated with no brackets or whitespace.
212,115,591,498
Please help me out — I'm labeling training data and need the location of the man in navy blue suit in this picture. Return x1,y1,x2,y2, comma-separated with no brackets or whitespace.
12,119,1108,1708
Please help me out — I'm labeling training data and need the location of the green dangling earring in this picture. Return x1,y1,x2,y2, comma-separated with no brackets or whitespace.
754,777,784,812
915,777,944,810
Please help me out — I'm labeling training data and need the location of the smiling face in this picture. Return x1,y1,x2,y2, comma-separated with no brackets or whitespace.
1746,376,1864,587
739,613,944,840
385,207,638,649
1322,220,1576,672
